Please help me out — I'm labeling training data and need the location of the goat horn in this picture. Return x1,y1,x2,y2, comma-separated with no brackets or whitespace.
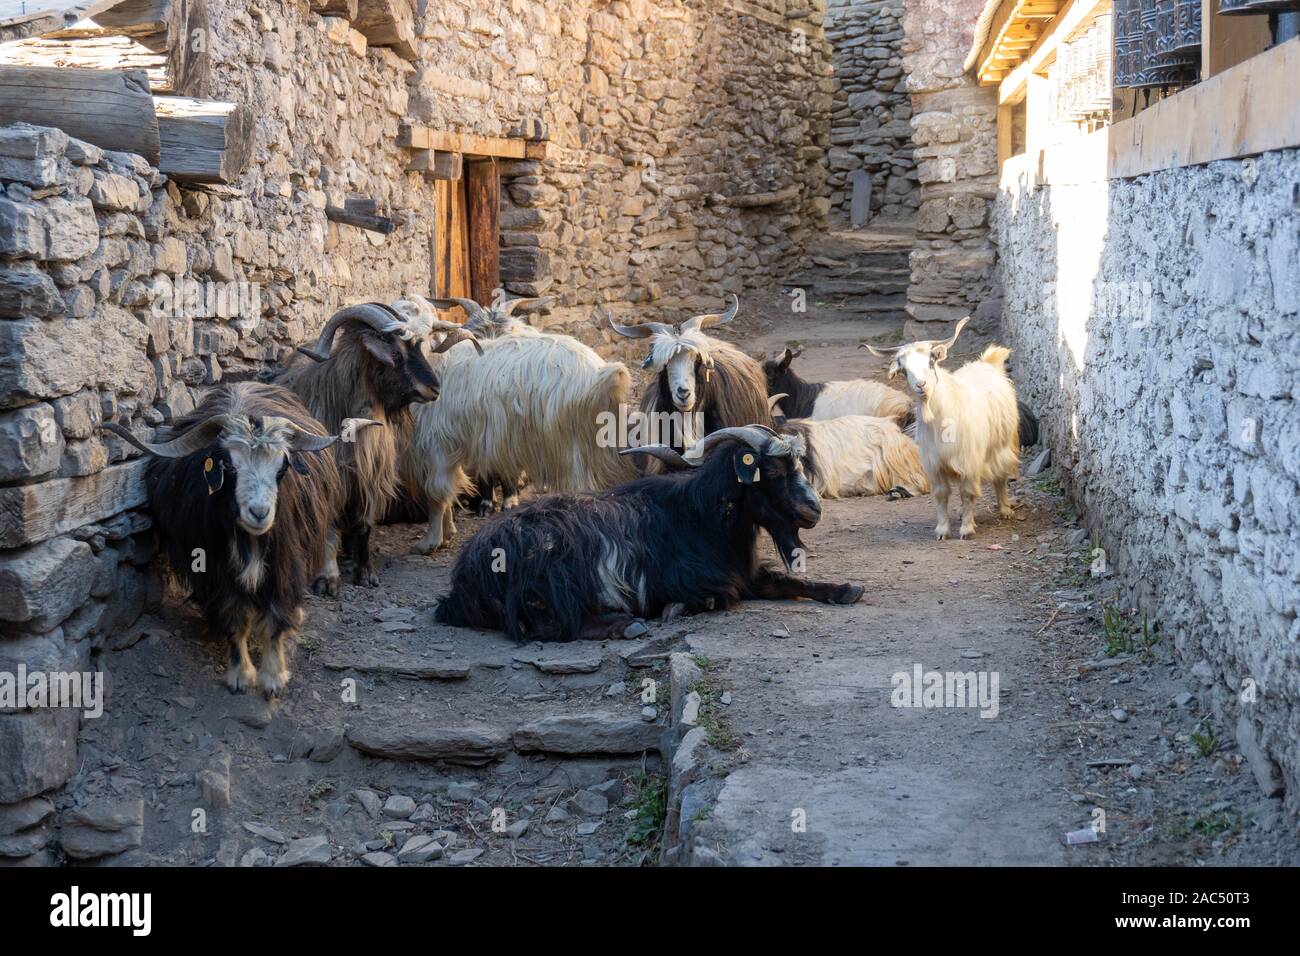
431,327,484,355
683,424,781,462
499,295,553,317
860,340,904,356
768,393,789,411
297,304,403,362
619,444,693,469
100,416,238,459
429,297,490,324
682,294,739,333
939,316,970,351
607,313,674,339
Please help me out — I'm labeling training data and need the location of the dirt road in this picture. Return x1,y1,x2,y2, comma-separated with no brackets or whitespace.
72,295,1297,867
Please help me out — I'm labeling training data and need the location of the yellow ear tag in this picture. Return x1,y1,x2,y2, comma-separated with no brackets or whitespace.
204,457,216,495
742,453,754,465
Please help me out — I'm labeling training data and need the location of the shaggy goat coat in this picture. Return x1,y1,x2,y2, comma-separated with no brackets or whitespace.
638,332,774,458
143,383,342,633
764,355,913,426
780,414,930,498
402,332,635,551
916,345,1020,492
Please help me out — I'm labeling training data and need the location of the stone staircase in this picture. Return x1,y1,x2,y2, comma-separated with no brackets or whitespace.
784,222,914,321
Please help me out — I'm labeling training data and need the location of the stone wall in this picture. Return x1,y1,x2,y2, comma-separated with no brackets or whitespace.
899,0,998,333
994,148,1300,810
0,0,830,862
824,0,916,226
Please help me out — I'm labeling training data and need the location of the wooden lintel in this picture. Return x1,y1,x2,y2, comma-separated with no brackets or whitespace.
998,0,1107,105
400,124,548,161
326,202,395,234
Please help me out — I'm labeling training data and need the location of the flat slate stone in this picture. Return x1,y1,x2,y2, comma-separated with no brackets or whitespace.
512,715,662,755
347,722,510,766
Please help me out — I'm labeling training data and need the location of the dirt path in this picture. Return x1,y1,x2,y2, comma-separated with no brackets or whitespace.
69,294,1298,868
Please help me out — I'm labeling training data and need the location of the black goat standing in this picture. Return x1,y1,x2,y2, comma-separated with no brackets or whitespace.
276,302,478,591
102,383,359,696
434,425,864,642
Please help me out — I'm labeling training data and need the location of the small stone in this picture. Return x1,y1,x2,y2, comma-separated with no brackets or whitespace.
1111,707,1129,723
276,834,332,867
1172,692,1195,708
196,768,230,807
506,819,530,839
640,706,657,722
243,821,287,845
430,829,457,848
1025,448,1051,476
1127,764,1145,781
605,681,626,698
449,848,484,865
362,851,397,867
571,790,609,816
239,847,270,867
353,789,382,817
544,805,570,823
719,692,732,706
397,834,444,863
446,782,479,802
576,821,601,836
383,794,416,819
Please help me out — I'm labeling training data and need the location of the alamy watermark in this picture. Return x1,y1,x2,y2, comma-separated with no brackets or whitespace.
890,663,1000,719
0,666,104,718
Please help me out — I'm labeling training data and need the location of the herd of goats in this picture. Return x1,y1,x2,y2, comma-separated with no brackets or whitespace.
103,294,1038,697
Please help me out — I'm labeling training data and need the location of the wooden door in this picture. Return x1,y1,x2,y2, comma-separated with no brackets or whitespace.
432,157,499,322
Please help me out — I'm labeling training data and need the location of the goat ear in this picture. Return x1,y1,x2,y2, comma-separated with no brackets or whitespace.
361,330,398,367
887,359,900,380
778,349,794,371
930,344,949,363
733,448,762,484
202,456,225,495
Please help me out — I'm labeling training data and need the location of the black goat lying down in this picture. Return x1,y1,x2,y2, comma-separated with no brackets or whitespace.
103,383,370,696
434,425,865,642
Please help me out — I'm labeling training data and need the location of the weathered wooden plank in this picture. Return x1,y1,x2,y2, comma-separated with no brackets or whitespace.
405,148,463,181
0,64,160,163
326,201,396,233
400,124,535,160
433,178,470,321
0,460,147,549
0,34,172,92
0,1,123,43
153,95,251,183
465,158,499,307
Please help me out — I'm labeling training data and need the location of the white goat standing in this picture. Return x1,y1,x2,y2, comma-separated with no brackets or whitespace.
864,317,1021,539
394,296,635,553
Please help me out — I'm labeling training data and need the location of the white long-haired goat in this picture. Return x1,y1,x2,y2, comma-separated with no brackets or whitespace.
393,296,635,553
769,396,929,499
762,347,913,426
864,317,1020,539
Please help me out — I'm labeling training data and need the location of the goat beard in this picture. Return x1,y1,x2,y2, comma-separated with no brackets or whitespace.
768,527,805,570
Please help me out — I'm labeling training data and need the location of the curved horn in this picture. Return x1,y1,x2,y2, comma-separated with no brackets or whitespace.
683,424,780,462
499,295,553,317
606,312,675,339
768,393,789,411
619,444,692,469
429,297,490,324
100,416,237,459
682,294,739,333
297,304,403,362
431,327,484,355
939,316,970,351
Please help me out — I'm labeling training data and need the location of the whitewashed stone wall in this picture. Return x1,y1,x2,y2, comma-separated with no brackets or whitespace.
994,148,1300,810
825,0,917,224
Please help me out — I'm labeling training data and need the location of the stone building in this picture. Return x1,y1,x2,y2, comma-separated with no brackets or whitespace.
976,1,1300,810
0,0,834,859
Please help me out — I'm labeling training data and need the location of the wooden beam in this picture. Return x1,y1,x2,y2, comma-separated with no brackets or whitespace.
154,95,251,184
406,148,463,181
997,102,1014,165
399,124,549,161
998,0,1108,105
352,0,416,60
326,201,396,234
0,64,160,162
0,1,123,43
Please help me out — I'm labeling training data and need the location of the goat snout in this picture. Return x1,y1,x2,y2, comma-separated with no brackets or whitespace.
240,505,273,535
415,382,439,402
794,492,822,528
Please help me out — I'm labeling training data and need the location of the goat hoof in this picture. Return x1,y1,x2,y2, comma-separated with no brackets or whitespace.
311,575,340,597
835,584,865,605
660,602,686,623
477,501,496,517
225,665,256,694
623,620,650,639
353,567,380,587
959,528,975,540
935,528,950,541
257,672,287,698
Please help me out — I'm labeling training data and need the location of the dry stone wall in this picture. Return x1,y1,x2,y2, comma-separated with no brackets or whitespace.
825,0,917,225
994,149,1300,811
0,0,830,862
899,0,998,333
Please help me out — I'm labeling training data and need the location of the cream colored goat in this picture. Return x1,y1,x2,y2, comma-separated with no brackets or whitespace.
865,317,1020,539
